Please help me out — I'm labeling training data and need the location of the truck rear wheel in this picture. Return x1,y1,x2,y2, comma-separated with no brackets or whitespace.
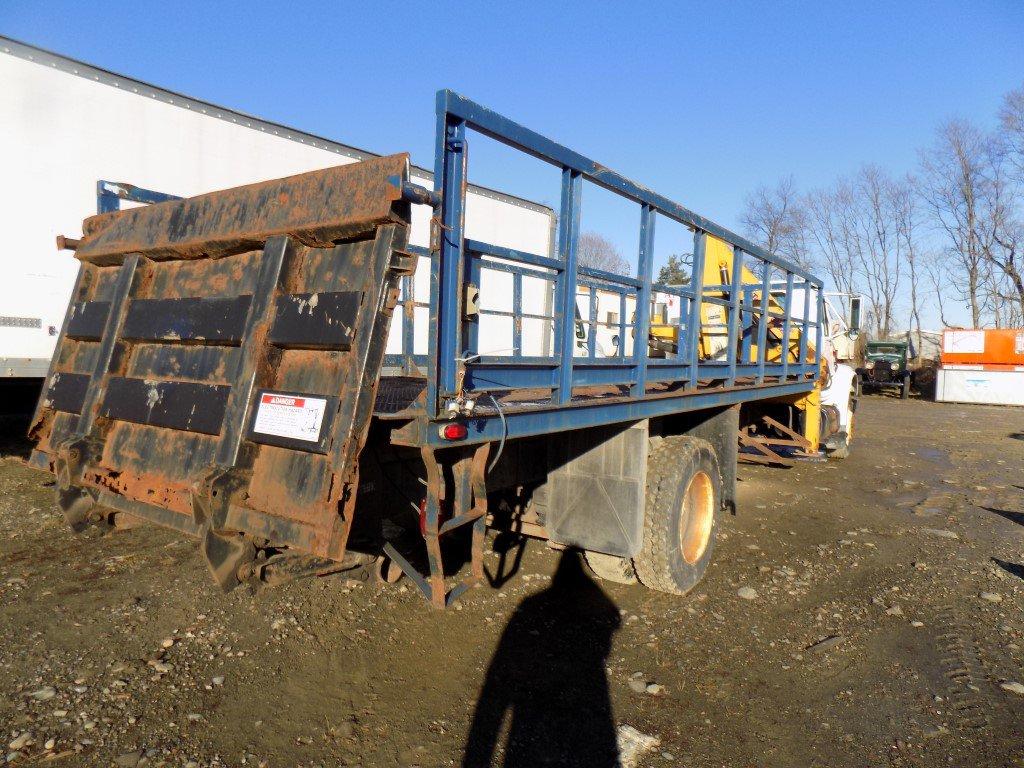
634,435,721,596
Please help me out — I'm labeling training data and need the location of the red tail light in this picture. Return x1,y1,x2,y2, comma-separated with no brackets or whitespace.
439,422,468,441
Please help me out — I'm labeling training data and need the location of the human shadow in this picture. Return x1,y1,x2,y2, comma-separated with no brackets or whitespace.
980,506,1024,528
992,557,1024,581
463,549,621,768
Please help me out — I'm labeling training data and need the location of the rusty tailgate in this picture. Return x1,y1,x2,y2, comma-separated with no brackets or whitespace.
30,154,415,589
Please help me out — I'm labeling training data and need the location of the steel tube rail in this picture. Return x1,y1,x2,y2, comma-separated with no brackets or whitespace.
553,169,582,405
438,90,822,285
631,205,655,396
428,88,825,424
780,272,794,381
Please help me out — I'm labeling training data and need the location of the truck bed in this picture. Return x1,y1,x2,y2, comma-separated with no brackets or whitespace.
27,89,825,599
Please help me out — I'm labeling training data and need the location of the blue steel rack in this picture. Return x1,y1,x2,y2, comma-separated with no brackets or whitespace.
93,98,826,452
388,90,825,448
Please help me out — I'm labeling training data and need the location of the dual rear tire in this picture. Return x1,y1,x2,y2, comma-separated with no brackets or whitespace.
585,435,721,596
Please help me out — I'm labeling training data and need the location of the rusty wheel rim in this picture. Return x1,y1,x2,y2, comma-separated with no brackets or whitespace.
680,471,714,564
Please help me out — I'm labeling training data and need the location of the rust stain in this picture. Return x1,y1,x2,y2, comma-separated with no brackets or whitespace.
76,155,410,265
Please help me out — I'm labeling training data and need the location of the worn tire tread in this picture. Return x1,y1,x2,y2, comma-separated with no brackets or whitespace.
634,435,719,596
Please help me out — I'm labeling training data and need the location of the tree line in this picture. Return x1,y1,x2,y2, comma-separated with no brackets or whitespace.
741,83,1024,338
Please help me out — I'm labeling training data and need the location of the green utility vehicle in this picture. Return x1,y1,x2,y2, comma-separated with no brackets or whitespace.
857,340,912,399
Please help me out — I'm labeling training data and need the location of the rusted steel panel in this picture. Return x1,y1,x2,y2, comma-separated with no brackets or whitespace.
100,421,219,483
268,291,361,350
99,377,231,434
53,340,101,372
122,296,252,343
41,372,90,414
147,249,261,299
76,154,411,265
31,156,414,591
245,447,335,526
66,301,110,340
125,344,239,384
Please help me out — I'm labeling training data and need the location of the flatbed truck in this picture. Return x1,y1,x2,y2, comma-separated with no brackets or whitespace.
28,90,857,607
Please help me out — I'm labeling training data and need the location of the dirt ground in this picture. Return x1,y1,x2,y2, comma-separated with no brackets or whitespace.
1,395,1023,767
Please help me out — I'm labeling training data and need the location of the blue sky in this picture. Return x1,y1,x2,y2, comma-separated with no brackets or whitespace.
4,0,1024,327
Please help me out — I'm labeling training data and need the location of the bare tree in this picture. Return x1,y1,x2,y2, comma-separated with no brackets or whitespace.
806,183,857,299
981,131,1024,320
803,168,905,338
741,176,813,270
738,82,1024,335
924,253,955,328
893,176,925,341
919,119,991,327
853,165,903,337
577,232,629,274
999,83,1024,180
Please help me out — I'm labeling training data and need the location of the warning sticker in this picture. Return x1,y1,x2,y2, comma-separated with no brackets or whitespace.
253,392,327,443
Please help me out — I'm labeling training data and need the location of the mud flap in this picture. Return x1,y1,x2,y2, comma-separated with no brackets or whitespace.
532,421,648,558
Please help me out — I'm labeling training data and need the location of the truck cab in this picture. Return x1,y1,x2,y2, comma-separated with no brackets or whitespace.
858,340,912,399
782,287,862,367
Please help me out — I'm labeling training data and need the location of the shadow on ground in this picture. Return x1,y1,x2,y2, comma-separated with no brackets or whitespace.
463,549,621,768
992,557,1024,581
980,506,1024,528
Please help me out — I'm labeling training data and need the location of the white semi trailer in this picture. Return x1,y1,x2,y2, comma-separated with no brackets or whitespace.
0,35,555,380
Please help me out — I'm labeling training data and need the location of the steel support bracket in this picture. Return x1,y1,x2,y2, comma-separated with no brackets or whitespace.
53,437,104,532
383,444,489,608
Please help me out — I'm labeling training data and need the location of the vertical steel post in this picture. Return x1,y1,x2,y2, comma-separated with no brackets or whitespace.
725,246,743,387
72,254,141,438
401,273,415,374
815,285,825,373
464,249,481,356
553,168,582,404
512,271,523,357
756,261,771,384
740,285,754,366
798,280,811,376
429,109,467,416
675,293,688,361
618,292,627,360
213,236,290,468
96,181,120,214
631,205,655,397
587,285,598,358
780,271,794,381
687,231,707,388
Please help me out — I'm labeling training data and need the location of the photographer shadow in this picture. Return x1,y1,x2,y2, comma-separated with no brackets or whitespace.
463,549,622,767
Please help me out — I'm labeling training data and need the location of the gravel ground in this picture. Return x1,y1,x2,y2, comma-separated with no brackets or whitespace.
1,396,1023,767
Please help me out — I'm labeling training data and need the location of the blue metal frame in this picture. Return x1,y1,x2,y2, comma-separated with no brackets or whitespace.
96,180,182,214
410,89,825,442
